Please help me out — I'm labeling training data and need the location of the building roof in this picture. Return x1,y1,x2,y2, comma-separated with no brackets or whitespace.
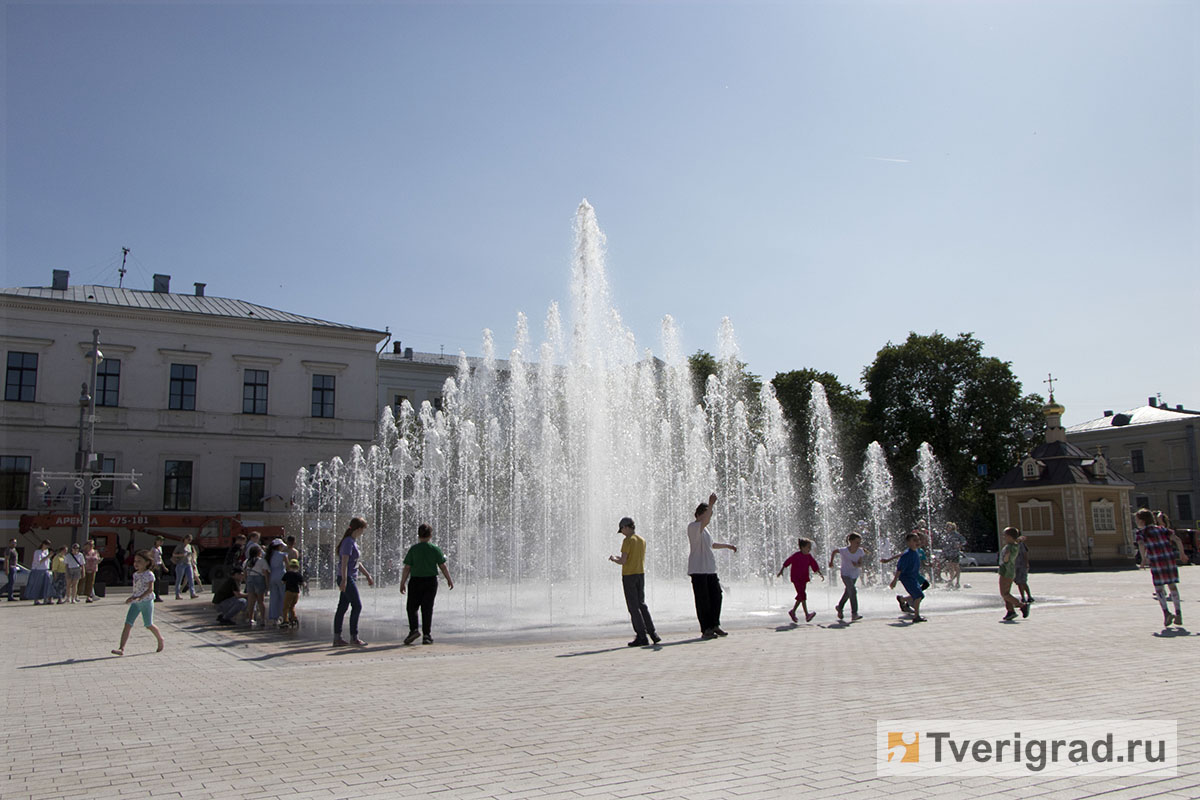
380,351,511,371
1,285,386,335
988,439,1135,491
1067,404,1200,433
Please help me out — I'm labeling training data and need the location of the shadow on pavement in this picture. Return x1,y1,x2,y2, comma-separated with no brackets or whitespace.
20,653,144,669
556,637,709,657
1153,627,1194,638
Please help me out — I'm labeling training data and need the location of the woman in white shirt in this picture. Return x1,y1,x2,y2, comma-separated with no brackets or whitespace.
29,540,54,604
173,535,198,600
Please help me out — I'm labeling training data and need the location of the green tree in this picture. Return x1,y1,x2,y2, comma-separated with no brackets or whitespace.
771,369,868,458
688,350,762,411
862,332,1044,546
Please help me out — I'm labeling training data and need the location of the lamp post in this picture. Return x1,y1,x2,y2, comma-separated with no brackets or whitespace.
34,329,141,544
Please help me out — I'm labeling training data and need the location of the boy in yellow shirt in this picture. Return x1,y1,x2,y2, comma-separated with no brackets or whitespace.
609,517,660,647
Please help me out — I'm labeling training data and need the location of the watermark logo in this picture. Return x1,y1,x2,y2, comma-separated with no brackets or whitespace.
886,732,919,763
877,720,1176,776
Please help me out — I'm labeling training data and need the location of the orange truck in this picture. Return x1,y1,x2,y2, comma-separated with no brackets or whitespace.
18,512,285,586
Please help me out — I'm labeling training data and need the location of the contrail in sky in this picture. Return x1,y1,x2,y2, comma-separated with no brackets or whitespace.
867,156,911,163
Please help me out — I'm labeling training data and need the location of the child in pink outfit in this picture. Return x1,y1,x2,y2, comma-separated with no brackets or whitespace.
777,538,823,623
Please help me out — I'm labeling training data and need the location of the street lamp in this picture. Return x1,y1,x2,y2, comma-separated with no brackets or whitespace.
34,329,141,544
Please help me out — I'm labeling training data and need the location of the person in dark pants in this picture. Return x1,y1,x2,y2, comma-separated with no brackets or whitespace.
333,517,374,648
609,517,660,647
2,539,18,601
687,493,738,639
400,523,453,645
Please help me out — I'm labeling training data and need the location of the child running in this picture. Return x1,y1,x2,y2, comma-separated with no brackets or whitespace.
828,533,869,621
1134,508,1188,627
778,538,823,623
112,550,164,655
888,533,926,623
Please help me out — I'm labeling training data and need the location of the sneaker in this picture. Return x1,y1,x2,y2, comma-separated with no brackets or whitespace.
896,595,911,613
85,598,93,604
911,616,927,623
332,637,349,647
1164,609,1175,627
713,627,729,637
175,595,181,600
1020,603,1030,619
805,612,817,622
788,610,798,623
701,629,719,640
1175,613,1183,626
278,621,289,630
851,614,864,621
421,635,432,645
649,632,661,644
351,638,368,647
836,606,844,620
404,630,421,645
628,637,650,647
1002,611,1017,621
1026,596,1036,603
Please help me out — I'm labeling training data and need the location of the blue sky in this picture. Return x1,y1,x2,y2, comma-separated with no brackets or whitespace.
4,1,1197,421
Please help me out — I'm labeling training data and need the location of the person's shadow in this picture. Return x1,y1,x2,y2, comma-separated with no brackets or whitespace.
1153,627,1194,638
20,653,139,669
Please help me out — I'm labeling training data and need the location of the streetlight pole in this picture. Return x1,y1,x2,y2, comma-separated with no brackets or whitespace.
37,330,139,542
76,329,103,546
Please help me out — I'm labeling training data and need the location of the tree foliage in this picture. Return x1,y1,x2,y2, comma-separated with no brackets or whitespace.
771,369,868,457
861,332,1044,543
688,350,762,410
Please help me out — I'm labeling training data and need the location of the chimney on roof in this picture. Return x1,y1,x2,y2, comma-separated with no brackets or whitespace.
1148,397,1157,408
1177,405,1184,411
1104,410,1113,417
392,341,403,354
153,274,171,293
193,282,205,297
404,347,414,360
52,270,69,290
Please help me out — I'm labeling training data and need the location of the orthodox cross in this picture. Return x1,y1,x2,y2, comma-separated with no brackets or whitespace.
1044,373,1056,401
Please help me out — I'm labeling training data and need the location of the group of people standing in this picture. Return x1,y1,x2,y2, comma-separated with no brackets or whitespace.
4,538,103,605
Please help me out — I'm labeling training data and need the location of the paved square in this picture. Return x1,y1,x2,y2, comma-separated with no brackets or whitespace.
2,570,1197,799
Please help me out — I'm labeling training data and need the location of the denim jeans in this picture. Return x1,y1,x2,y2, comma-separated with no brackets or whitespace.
334,578,362,639
175,562,194,596
1,567,14,600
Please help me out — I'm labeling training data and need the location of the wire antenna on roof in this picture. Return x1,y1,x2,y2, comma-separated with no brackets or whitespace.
119,247,130,288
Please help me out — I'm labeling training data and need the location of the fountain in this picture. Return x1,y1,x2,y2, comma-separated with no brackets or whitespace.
860,441,898,583
291,201,801,629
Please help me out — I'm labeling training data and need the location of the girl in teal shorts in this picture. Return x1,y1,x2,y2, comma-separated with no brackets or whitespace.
112,550,165,656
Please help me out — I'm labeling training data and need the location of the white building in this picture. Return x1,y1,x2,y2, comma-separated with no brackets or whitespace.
1,271,387,551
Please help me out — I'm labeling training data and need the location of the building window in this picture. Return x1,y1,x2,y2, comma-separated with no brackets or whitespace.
5,352,38,402
1135,495,1150,511
311,375,335,418
1091,500,1116,533
0,456,31,510
163,460,193,510
238,462,266,511
242,369,269,415
1179,495,1194,523
393,394,409,418
93,456,116,510
96,359,120,407
169,364,197,410
1017,499,1054,536
432,396,444,412
1021,458,1040,480
1130,448,1145,473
